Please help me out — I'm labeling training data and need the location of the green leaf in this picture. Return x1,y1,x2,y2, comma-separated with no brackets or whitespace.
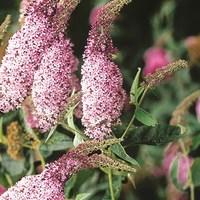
111,144,139,167
135,107,158,126
130,68,142,104
1,154,25,177
75,193,91,200
41,132,73,151
73,133,84,147
191,134,200,151
64,175,77,198
191,158,200,187
170,157,181,189
45,125,57,143
124,124,182,146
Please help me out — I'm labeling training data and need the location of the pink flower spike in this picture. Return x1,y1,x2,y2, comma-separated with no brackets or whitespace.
81,0,130,139
143,47,171,76
0,139,129,200
0,0,58,112
89,5,103,25
32,36,79,132
0,151,94,200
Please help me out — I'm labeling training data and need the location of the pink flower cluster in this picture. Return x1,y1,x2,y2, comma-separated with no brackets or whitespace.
32,37,79,132
163,143,192,187
81,0,128,139
0,149,96,200
143,47,171,76
0,0,57,112
89,5,103,25
0,139,129,200
0,0,80,132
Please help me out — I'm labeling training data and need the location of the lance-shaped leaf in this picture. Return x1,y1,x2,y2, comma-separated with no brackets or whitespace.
130,68,144,104
123,124,181,146
111,143,139,167
135,107,158,126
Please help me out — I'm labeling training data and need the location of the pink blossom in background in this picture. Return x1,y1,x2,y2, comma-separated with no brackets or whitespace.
89,5,102,25
163,143,192,189
81,0,129,139
0,0,57,112
32,36,79,132
184,36,200,63
162,143,179,174
196,98,200,121
0,185,6,196
177,154,192,186
143,47,171,76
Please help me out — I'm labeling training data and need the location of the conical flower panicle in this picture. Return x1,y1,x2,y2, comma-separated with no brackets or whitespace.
0,139,134,200
81,0,130,139
0,0,58,112
54,0,81,31
32,36,79,132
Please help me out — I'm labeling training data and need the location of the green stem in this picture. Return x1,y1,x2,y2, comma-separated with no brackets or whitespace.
108,168,115,200
35,149,45,170
121,87,149,140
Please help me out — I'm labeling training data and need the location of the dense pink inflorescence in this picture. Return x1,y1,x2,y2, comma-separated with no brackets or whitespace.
0,138,117,200
32,36,79,132
0,149,95,200
81,0,128,139
196,98,200,121
0,0,58,112
89,5,102,25
143,47,171,76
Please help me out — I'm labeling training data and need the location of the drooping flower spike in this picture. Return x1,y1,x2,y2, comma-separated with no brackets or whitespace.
0,0,59,112
32,37,80,132
32,0,81,132
81,0,130,140
0,0,80,113
0,139,135,200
